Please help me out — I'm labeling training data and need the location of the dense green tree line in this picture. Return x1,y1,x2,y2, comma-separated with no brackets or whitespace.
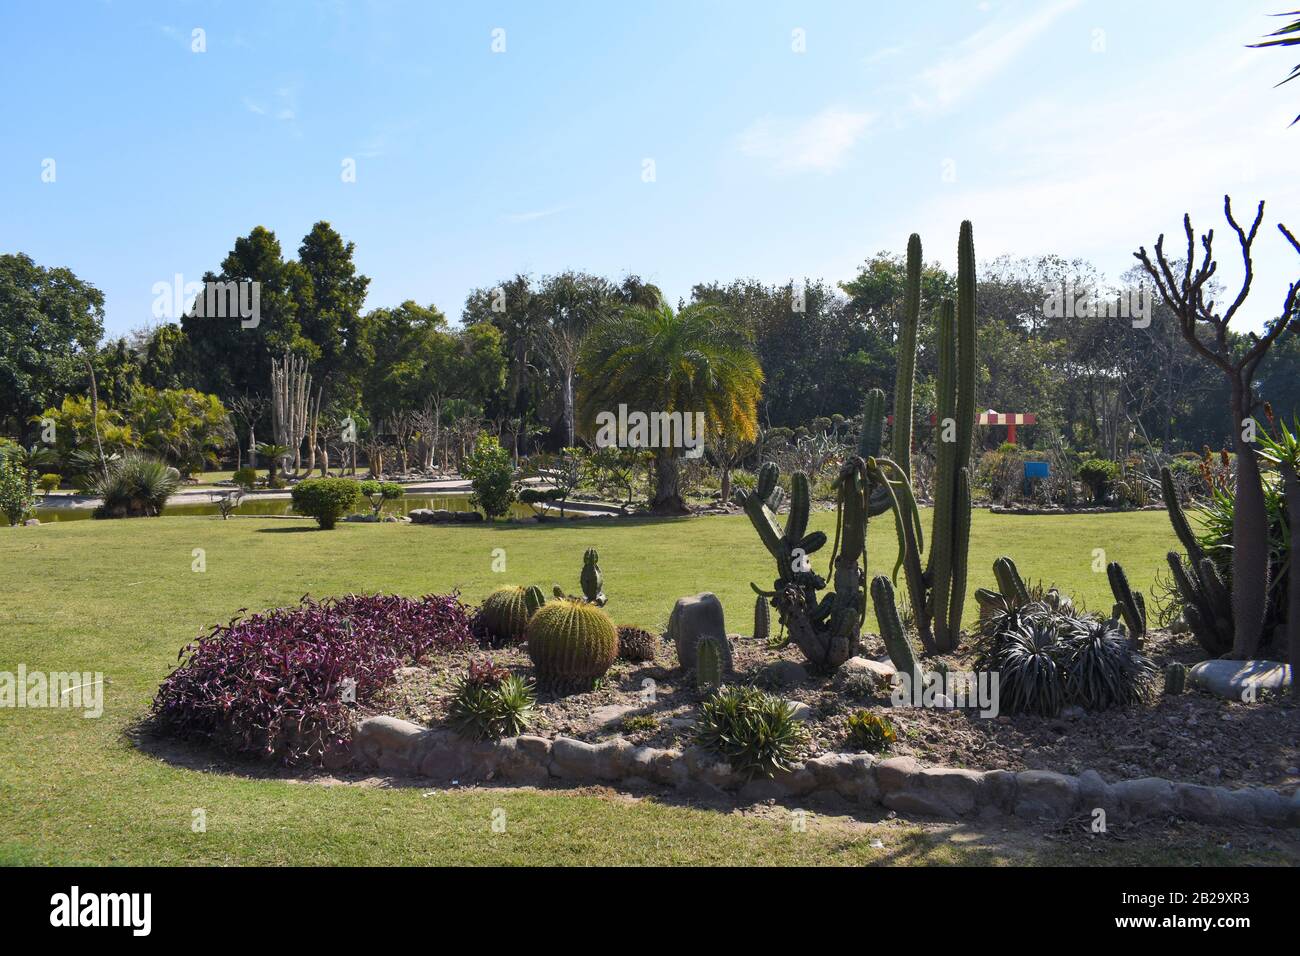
3,227,1297,470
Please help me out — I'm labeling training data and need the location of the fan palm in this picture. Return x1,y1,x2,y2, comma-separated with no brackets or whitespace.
577,299,762,514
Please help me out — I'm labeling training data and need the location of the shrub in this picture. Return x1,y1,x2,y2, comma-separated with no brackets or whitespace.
358,479,404,516
447,657,536,740
695,685,807,779
462,433,515,519
526,597,618,687
621,714,659,734
1077,458,1119,505
845,710,896,753
37,473,61,493
91,454,180,518
232,466,258,490
0,458,36,526
151,592,473,763
291,477,362,529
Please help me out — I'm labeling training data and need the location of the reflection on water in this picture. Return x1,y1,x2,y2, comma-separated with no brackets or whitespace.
34,493,537,523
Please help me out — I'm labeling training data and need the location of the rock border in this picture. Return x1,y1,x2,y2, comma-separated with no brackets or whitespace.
350,716,1299,828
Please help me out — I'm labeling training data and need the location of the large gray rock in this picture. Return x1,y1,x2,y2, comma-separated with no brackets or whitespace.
668,592,733,672
1188,660,1292,701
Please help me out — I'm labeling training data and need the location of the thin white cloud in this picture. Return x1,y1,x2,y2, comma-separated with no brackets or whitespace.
739,107,876,173
242,97,266,115
503,205,571,224
912,0,1081,112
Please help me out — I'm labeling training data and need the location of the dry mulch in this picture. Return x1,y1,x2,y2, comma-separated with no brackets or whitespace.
371,626,1298,794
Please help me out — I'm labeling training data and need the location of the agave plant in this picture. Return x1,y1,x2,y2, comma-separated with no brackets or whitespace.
91,454,180,518
1058,620,1157,711
975,622,1064,718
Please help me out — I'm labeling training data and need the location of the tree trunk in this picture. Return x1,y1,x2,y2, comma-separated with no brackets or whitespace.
84,357,108,479
1229,382,1268,659
1285,462,1300,677
650,449,688,515
720,467,732,507
563,367,575,448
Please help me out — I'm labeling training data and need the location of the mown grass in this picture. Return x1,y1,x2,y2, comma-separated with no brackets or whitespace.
4,506,1290,866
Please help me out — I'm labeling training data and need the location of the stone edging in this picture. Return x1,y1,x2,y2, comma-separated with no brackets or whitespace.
351,716,1299,828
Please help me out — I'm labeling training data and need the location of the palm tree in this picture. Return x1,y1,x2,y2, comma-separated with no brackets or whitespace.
254,442,292,487
578,299,762,515
1250,10,1300,124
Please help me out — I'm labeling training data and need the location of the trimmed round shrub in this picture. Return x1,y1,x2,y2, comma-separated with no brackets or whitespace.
232,466,258,490
526,598,618,687
616,625,657,662
37,473,61,493
479,586,537,644
1077,458,1119,505
291,477,362,529
358,479,404,516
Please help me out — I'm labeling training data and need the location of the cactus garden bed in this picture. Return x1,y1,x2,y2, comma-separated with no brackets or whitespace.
369,626,1298,798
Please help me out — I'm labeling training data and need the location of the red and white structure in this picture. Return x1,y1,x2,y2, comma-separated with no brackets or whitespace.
886,411,1038,445
977,411,1036,445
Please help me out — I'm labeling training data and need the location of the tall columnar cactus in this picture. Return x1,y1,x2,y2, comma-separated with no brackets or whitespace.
753,593,770,643
1106,561,1147,648
696,636,723,691
1160,466,1233,656
889,224,977,654
992,556,1030,606
526,598,618,686
870,575,923,690
580,548,606,606
892,234,922,479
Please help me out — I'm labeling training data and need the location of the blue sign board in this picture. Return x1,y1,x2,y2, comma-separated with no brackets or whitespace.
1023,461,1050,479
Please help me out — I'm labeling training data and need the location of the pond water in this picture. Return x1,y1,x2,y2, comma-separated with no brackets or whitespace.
34,493,538,523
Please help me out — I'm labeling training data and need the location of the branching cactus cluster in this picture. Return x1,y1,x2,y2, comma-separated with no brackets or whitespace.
1107,561,1147,648
740,222,979,670
1160,466,1234,656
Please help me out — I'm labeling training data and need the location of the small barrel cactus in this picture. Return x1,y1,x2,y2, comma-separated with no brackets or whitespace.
479,586,537,644
696,635,724,691
617,625,657,662
527,598,618,686
846,710,896,753
1164,661,1188,696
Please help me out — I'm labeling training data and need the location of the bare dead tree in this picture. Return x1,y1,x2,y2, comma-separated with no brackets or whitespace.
270,354,312,479
228,394,267,470
1135,195,1300,658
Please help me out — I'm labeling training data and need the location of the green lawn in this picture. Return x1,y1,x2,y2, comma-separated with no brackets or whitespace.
3,506,1291,866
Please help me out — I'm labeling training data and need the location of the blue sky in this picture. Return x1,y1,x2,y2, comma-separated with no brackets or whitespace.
2,0,1297,337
